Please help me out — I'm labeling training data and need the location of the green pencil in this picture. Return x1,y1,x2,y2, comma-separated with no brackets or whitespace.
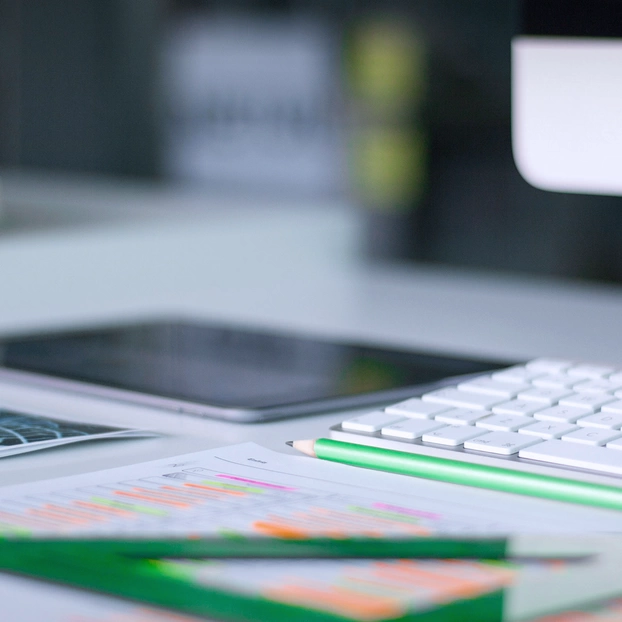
289,438,622,512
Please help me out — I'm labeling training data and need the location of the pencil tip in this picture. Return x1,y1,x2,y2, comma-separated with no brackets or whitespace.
285,440,294,447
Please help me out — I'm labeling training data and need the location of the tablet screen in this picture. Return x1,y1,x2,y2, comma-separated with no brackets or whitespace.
0,321,507,410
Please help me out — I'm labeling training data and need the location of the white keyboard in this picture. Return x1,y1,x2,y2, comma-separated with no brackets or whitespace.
331,358,622,485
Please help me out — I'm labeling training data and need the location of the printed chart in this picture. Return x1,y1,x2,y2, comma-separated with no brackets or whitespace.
0,444,620,621
0,468,462,537
0,442,620,537
159,557,516,620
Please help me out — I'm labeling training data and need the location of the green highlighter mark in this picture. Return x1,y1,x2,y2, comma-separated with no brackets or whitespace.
349,506,421,524
91,497,167,517
201,480,264,494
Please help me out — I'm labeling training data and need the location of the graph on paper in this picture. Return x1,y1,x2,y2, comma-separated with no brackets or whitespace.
0,443,618,622
0,410,153,458
157,557,517,620
0,442,621,537
0,466,462,537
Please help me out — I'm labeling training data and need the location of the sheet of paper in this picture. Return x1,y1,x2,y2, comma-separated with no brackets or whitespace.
155,554,622,621
0,408,155,457
0,550,563,622
530,596,622,621
158,556,518,620
0,442,619,537
0,442,621,621
1,552,618,622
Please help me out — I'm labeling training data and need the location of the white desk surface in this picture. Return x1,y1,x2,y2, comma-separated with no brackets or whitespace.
1,175,622,488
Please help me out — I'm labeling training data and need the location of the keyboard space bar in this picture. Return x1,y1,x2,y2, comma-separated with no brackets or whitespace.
519,440,622,476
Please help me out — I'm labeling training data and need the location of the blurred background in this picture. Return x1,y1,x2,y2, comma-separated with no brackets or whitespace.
1,0,622,282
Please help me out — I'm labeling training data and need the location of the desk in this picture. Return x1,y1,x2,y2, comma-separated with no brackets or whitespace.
1,173,622,488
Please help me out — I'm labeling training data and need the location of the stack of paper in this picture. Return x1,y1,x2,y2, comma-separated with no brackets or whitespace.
0,443,620,621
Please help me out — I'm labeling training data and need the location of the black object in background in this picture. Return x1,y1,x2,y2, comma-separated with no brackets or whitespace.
0,0,162,176
2,0,622,282
0,320,509,421
405,0,622,282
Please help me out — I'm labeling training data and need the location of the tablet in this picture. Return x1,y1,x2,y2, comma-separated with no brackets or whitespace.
0,320,509,422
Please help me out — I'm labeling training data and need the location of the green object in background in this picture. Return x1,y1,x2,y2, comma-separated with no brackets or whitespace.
314,438,622,512
0,538,506,622
0,537,616,621
0,536,508,561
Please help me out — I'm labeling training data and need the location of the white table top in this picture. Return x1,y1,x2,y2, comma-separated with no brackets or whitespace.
2,172,622,488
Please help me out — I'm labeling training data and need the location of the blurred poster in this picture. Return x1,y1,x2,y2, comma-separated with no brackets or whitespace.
162,16,346,197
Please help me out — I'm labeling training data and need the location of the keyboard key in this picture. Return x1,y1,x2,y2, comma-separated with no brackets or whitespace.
421,388,504,411
602,400,622,415
567,364,616,379
421,425,486,447
435,408,490,426
576,412,622,429
519,440,622,476
572,379,622,394
342,412,406,433
517,387,572,405
457,378,529,398
518,421,578,439
558,393,616,412
492,400,543,417
532,374,577,389
464,432,542,455
526,358,573,373
381,419,444,440
492,366,543,384
475,414,533,432
561,428,622,446
385,398,449,419
533,405,589,423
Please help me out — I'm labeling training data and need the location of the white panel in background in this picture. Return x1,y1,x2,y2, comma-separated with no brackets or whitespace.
512,36,622,196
